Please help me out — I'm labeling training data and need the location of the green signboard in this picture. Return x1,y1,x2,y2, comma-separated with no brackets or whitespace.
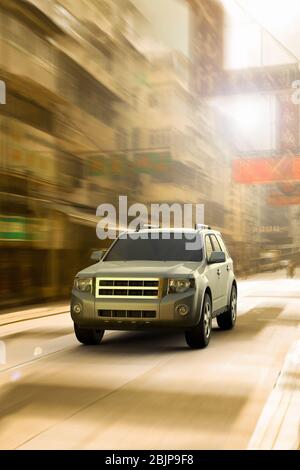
132,151,172,175
88,151,172,177
0,216,45,242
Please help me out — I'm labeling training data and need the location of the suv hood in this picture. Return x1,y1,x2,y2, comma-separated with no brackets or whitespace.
77,260,202,278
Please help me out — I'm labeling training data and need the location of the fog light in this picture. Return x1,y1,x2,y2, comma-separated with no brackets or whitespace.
73,303,82,314
176,304,190,316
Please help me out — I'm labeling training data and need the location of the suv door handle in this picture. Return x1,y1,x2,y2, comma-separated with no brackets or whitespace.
226,265,230,271
217,268,221,276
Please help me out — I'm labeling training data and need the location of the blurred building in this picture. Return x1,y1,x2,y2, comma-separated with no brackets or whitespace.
0,0,149,307
112,47,231,226
124,50,208,205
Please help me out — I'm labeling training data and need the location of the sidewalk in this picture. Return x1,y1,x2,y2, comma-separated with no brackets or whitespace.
248,329,300,450
0,301,69,326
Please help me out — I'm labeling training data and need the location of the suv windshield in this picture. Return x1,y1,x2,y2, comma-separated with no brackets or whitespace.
104,232,203,262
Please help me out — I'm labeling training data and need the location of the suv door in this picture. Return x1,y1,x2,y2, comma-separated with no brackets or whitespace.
210,234,230,309
216,234,233,304
204,235,223,312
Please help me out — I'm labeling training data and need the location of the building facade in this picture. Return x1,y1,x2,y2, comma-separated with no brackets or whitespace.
0,0,147,307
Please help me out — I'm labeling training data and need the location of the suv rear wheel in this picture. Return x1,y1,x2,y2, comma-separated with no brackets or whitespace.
74,323,104,345
185,293,212,349
217,284,237,330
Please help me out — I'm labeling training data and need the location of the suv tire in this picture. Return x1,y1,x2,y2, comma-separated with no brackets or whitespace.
217,285,237,330
74,323,104,345
185,293,212,349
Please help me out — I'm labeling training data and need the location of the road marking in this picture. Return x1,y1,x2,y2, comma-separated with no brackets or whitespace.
0,310,69,327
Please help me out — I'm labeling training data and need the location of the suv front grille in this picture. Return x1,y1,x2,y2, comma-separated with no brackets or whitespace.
95,278,160,298
98,309,156,319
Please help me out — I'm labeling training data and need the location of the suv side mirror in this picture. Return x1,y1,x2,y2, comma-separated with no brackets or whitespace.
208,251,226,264
90,249,107,262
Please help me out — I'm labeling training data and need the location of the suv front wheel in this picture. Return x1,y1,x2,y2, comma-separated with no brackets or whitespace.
74,323,105,345
185,293,212,349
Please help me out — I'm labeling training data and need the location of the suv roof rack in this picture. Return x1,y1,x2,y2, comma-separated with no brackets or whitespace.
195,224,211,230
142,224,160,229
135,223,160,232
134,224,211,232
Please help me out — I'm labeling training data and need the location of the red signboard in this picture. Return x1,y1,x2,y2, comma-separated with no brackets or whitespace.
233,156,300,184
267,193,300,206
267,179,300,205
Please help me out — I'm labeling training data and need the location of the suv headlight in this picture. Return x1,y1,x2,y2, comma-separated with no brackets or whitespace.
74,277,93,293
168,278,194,294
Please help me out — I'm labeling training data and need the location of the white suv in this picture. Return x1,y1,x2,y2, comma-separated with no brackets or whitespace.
71,226,237,349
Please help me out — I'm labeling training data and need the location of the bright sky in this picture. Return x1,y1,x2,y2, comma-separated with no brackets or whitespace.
221,0,299,68
135,0,300,68
233,0,300,61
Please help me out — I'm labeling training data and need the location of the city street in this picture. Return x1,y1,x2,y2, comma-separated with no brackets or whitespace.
1,0,300,458
0,271,299,450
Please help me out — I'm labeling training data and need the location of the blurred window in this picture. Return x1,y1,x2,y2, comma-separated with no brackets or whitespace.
96,0,112,18
162,130,170,146
149,94,158,107
132,128,140,149
6,94,52,134
149,133,155,146
6,16,52,66
132,91,138,110
115,128,127,149
59,54,114,125
149,130,170,148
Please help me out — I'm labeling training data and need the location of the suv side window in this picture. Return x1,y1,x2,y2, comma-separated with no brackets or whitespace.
210,234,222,253
205,235,214,260
216,234,230,258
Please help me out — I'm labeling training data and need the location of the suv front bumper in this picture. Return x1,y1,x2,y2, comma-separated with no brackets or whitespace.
71,288,201,330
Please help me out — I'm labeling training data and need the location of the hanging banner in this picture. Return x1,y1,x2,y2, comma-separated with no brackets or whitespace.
267,193,300,206
232,155,300,184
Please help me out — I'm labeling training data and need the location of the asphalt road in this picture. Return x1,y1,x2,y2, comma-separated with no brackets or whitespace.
0,270,299,449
